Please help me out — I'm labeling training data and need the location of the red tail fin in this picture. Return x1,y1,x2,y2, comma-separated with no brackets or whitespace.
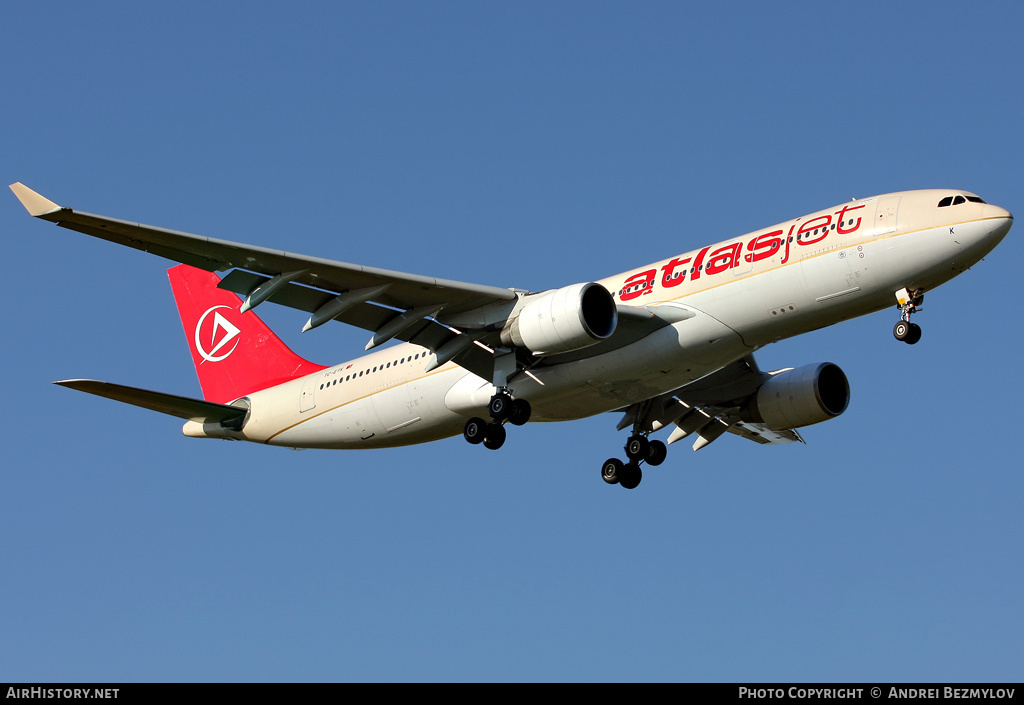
167,265,326,403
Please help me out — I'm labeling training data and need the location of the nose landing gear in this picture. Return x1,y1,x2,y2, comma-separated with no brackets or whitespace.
893,287,924,345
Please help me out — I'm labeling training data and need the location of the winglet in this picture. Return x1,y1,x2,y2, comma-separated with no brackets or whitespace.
9,182,62,216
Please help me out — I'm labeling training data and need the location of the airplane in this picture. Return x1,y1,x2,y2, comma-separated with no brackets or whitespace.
9,183,1013,489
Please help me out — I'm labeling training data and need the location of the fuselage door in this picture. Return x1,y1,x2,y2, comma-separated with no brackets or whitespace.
300,375,319,413
874,196,901,236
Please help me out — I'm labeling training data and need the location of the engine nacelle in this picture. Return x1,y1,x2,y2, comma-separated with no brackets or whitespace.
746,362,850,430
500,282,617,356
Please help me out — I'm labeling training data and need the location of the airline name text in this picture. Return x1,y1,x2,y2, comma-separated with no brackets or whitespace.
618,203,866,302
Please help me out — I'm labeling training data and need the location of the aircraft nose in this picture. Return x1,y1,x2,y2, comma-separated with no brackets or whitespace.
985,203,1013,222
981,203,1012,248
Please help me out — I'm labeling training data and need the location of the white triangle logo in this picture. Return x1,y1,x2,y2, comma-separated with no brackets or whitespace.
195,306,241,363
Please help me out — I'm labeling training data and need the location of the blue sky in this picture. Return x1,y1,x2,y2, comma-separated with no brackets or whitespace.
3,1,1021,682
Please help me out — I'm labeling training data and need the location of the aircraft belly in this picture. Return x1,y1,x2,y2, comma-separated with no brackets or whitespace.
684,264,808,346
262,368,470,449
686,241,892,347
879,221,994,291
265,397,383,448
526,309,751,421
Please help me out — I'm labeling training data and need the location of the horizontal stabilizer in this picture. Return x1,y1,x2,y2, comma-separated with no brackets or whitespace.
54,379,248,425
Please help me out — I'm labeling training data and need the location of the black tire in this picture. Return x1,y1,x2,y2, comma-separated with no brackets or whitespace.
625,435,649,461
601,458,624,485
508,398,532,426
483,423,506,450
646,439,668,466
488,393,511,421
905,323,922,345
463,417,487,445
619,463,642,490
893,321,910,341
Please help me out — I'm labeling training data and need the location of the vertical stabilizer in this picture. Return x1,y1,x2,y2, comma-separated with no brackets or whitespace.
167,265,326,403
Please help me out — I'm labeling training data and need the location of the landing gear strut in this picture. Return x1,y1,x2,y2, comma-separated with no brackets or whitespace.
893,287,924,345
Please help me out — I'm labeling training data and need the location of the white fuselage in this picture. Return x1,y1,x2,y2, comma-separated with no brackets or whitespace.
184,190,1012,449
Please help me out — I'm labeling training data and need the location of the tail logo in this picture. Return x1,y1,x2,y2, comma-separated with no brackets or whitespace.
195,305,241,363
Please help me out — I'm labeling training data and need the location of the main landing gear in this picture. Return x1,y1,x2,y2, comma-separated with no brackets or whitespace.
463,389,532,451
462,349,532,450
893,287,924,345
601,434,668,490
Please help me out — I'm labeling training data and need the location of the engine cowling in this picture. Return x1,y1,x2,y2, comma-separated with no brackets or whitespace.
500,282,617,355
746,362,850,430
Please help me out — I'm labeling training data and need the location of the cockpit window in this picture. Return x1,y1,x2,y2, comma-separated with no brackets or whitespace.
938,194,986,207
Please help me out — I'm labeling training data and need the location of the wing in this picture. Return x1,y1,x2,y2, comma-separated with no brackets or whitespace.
12,183,673,383
12,182,522,379
616,354,804,452
10,183,517,316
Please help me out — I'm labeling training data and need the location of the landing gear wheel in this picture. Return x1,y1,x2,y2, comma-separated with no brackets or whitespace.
625,435,649,462
619,463,642,490
646,440,668,466
463,417,487,445
508,398,532,426
894,321,922,344
488,393,512,421
905,323,922,345
601,458,624,485
483,423,506,450
893,321,911,341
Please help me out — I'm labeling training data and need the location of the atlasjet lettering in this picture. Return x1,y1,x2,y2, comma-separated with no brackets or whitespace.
618,203,866,301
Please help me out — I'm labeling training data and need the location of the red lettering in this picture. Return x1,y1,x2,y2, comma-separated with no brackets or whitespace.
797,215,831,246
706,242,743,275
835,203,865,234
745,229,784,262
620,269,656,301
690,246,712,281
660,256,691,288
780,224,796,264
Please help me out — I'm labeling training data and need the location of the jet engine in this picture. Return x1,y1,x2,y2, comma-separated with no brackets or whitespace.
500,282,617,356
745,362,850,430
